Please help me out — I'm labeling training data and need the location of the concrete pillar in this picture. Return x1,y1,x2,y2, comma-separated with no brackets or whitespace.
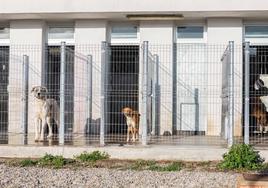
207,18,243,136
73,20,107,135
8,20,45,138
139,21,174,135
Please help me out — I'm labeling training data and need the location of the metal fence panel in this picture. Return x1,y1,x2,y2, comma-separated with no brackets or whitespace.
0,42,252,148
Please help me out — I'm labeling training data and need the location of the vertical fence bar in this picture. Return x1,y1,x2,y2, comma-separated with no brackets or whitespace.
152,54,159,136
59,41,66,145
142,41,149,145
194,88,199,132
21,55,29,141
228,41,235,147
100,41,107,146
87,55,93,134
172,43,177,135
244,42,250,145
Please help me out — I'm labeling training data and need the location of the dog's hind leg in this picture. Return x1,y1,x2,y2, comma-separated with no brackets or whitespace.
127,127,130,142
135,128,139,141
47,117,53,139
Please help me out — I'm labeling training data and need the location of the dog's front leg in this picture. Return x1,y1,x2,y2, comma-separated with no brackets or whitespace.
135,128,139,141
39,118,46,142
127,126,130,142
35,118,40,142
260,124,264,133
132,127,136,142
264,126,268,133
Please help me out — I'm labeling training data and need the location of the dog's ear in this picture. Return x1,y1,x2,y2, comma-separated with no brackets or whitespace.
31,86,37,93
41,86,48,93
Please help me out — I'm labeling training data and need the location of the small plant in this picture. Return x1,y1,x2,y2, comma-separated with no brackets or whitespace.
148,162,182,172
20,159,37,167
38,153,66,168
218,144,265,170
75,151,109,162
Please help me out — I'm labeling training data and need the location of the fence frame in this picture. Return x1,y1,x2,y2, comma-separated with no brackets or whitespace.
21,54,29,145
244,42,250,145
86,54,93,135
141,41,149,146
227,41,235,147
59,41,66,145
100,41,107,146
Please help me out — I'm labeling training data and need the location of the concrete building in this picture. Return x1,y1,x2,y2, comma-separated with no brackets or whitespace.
0,0,268,145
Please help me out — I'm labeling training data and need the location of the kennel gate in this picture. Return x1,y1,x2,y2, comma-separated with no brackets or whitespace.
221,41,235,147
244,42,268,146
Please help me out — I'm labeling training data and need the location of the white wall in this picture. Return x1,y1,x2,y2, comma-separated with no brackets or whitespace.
8,20,45,136
207,18,243,136
73,20,107,135
207,19,243,44
0,0,268,14
139,21,174,135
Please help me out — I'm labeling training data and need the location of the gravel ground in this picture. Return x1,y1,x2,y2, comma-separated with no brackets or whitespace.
0,164,238,188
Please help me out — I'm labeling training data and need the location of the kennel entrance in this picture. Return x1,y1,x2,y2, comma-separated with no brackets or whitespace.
105,45,139,142
44,45,74,134
0,47,9,135
246,45,268,137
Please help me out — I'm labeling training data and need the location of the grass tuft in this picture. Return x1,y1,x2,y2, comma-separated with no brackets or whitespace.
37,153,66,168
20,159,37,167
74,151,110,162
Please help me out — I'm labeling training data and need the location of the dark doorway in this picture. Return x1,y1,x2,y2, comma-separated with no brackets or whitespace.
106,45,139,141
45,45,74,134
0,46,9,136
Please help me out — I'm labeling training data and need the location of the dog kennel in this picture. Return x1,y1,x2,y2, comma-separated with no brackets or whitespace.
105,45,140,142
247,45,268,136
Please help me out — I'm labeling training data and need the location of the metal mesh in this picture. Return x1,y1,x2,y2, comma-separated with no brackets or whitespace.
247,45,268,146
0,42,257,148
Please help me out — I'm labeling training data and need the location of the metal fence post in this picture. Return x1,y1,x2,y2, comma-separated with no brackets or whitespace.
244,42,250,145
152,54,159,136
100,41,107,146
172,43,177,135
142,41,149,146
87,55,93,134
228,41,235,147
21,55,29,142
59,41,66,145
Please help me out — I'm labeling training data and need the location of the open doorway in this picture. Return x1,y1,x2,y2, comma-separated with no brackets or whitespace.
105,45,139,142
0,46,9,136
44,45,74,134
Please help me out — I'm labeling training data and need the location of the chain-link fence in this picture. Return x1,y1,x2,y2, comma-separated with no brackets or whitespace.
1,41,266,148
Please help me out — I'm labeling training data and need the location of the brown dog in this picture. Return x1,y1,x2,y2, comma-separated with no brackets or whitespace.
122,107,140,142
251,97,268,133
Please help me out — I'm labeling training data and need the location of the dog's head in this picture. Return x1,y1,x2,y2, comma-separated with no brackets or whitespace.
122,107,133,117
31,86,48,100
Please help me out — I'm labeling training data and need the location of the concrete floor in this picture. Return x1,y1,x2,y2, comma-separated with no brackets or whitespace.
0,133,228,147
1,133,268,161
